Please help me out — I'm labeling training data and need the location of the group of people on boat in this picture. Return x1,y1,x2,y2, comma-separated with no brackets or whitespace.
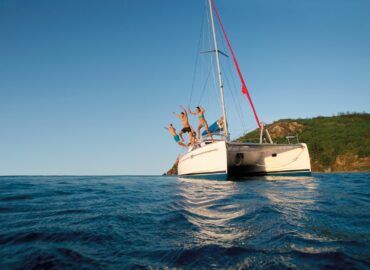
165,105,214,149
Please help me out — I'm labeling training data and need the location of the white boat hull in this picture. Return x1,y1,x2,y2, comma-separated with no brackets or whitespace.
178,141,311,179
227,142,311,176
178,141,228,179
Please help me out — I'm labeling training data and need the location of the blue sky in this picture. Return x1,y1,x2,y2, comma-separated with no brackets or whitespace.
0,0,369,175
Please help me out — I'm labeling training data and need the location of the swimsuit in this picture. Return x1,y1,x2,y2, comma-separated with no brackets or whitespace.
198,113,206,127
173,134,180,143
181,127,192,133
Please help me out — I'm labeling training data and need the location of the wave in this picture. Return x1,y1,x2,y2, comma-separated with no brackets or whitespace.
0,174,369,269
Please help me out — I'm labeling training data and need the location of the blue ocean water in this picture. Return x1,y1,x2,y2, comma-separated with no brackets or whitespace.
0,174,369,269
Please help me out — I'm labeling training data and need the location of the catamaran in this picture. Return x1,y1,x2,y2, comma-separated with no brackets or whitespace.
177,0,311,179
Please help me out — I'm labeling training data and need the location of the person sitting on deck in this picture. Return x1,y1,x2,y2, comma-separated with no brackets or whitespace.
188,131,198,146
164,124,187,149
187,131,201,150
188,106,214,142
173,105,193,143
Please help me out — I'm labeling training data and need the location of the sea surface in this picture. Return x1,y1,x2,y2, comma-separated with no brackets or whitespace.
0,173,369,269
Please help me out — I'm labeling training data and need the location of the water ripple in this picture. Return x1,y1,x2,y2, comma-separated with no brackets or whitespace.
0,174,369,269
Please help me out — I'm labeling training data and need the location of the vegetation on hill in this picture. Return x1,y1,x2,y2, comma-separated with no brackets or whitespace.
166,157,178,176
237,112,370,172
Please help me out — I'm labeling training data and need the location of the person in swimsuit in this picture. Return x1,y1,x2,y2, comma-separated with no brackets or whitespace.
173,105,193,142
188,106,214,142
188,131,199,146
164,124,187,149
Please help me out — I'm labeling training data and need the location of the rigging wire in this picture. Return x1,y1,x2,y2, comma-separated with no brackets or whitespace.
188,0,209,129
190,0,242,130
213,16,247,132
206,6,247,133
225,56,250,131
221,49,249,131
197,67,212,106
182,0,262,141
209,55,222,115
188,3,207,107
220,62,247,133
211,0,261,129
205,4,222,118
213,3,254,134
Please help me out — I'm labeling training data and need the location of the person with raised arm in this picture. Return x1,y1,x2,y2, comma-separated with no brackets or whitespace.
164,124,187,149
173,105,193,143
188,106,214,142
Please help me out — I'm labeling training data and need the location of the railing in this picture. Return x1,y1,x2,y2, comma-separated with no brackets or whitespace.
286,134,300,144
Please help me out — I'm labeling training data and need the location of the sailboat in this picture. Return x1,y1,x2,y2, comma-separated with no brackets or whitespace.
177,0,311,179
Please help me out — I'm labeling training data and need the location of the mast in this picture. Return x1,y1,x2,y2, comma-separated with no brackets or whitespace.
208,0,229,140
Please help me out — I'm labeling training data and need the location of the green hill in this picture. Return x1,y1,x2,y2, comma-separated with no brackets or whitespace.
237,112,370,172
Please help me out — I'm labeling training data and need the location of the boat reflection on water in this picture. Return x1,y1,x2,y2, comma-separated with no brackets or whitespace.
260,175,318,204
176,175,319,249
177,177,248,246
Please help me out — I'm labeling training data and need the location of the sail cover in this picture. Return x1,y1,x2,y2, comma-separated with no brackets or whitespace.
202,117,224,137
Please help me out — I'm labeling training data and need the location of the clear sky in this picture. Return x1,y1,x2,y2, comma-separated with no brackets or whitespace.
1,0,369,175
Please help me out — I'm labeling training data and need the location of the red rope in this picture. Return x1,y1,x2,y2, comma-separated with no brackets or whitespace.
210,0,261,129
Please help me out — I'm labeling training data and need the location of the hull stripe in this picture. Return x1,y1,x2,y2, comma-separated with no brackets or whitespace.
179,169,311,178
179,170,227,176
229,169,311,176
180,148,219,162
